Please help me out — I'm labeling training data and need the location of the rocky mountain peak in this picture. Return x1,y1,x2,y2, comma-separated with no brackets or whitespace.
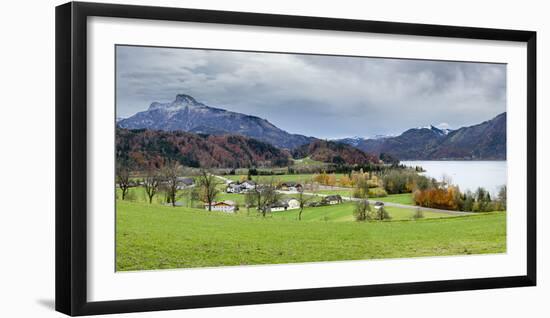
118,94,313,149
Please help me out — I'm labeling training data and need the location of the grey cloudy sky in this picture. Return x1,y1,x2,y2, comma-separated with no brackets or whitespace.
116,45,506,139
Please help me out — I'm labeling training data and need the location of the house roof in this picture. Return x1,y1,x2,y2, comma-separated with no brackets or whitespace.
282,182,301,187
206,200,236,206
177,177,194,185
324,195,342,201
282,198,299,204
270,201,289,208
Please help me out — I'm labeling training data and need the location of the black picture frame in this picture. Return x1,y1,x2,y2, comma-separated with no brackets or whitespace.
55,1,537,316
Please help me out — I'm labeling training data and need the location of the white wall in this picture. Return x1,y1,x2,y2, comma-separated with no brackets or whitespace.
0,0,547,317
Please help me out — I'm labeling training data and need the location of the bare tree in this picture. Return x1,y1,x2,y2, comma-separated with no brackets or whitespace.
251,178,281,217
413,207,424,219
182,185,199,208
162,161,183,207
143,167,161,204
441,173,453,189
116,163,131,200
497,185,507,210
354,199,370,221
296,180,315,221
197,170,221,211
376,206,391,221
244,191,256,214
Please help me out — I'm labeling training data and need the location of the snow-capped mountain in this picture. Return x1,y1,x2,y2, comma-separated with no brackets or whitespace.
371,134,396,140
335,136,365,147
426,125,453,136
336,113,506,160
117,94,313,149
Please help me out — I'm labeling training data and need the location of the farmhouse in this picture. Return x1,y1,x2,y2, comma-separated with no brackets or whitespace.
205,200,237,213
282,198,300,210
176,177,194,190
226,183,243,193
322,195,343,205
226,180,256,194
241,180,256,190
269,201,289,212
268,198,300,212
279,182,303,192
307,201,324,207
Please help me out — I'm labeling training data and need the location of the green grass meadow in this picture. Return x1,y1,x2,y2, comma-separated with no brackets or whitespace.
224,173,348,184
116,196,506,271
377,193,415,205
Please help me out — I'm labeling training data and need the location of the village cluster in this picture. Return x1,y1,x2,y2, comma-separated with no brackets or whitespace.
206,180,346,213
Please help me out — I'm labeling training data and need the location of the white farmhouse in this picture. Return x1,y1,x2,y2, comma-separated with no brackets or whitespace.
269,201,288,212
226,183,243,193
240,180,256,190
205,200,237,213
322,195,343,205
283,198,300,210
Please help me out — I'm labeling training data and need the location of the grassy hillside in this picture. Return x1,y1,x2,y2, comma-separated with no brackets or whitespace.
116,200,506,271
377,193,415,205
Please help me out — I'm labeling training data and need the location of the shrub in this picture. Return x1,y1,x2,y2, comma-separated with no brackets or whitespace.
367,206,391,221
368,187,388,198
381,170,432,194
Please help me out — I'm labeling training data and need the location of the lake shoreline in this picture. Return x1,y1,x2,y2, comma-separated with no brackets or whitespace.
402,160,507,195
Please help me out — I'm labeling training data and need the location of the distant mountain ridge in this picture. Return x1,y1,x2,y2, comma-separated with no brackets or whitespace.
118,94,313,149
336,113,506,160
292,139,379,165
116,128,291,169
118,94,505,161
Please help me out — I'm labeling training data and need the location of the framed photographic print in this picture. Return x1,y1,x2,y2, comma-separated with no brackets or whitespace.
55,1,536,316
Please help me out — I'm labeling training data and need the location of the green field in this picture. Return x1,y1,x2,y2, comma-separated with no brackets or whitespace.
377,193,415,205
291,156,326,167
315,190,415,205
224,174,348,183
116,198,506,271
271,202,457,222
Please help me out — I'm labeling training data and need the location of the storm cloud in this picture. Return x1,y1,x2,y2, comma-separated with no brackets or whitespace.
116,45,506,139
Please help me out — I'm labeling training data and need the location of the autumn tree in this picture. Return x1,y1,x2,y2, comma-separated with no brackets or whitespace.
339,175,352,187
352,177,369,199
197,169,221,211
